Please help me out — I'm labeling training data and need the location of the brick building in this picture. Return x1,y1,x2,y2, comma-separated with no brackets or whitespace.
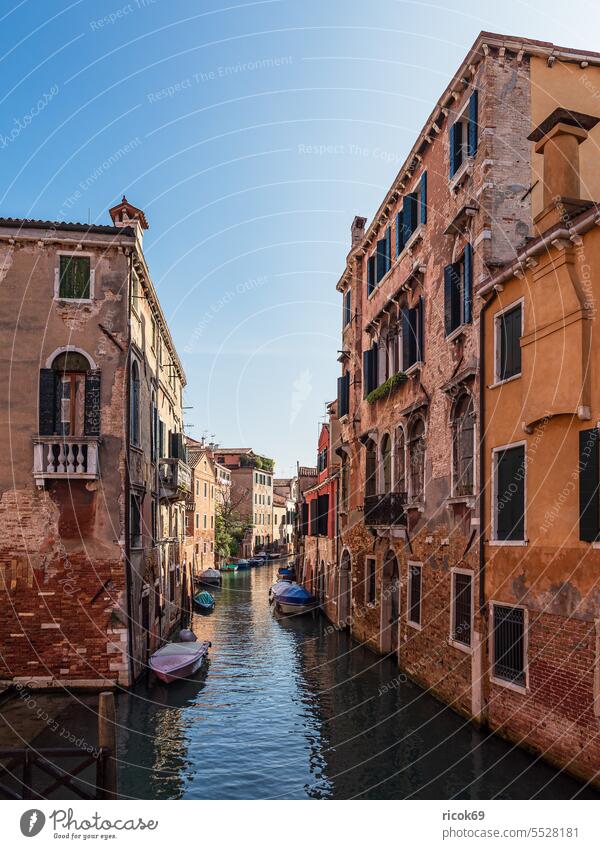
479,105,600,785
333,31,600,728
212,448,274,556
273,476,298,554
298,406,342,621
185,438,217,576
0,198,190,688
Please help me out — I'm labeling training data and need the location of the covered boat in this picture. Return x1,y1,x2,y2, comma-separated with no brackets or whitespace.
199,568,221,586
193,590,215,613
269,579,293,602
274,583,316,615
236,559,251,570
149,640,211,684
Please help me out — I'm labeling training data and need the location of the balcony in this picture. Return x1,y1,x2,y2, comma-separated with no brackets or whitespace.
159,458,192,500
363,492,407,527
33,437,100,485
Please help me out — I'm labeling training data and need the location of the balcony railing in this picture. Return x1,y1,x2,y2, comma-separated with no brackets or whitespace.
364,492,407,527
33,437,100,485
159,458,192,500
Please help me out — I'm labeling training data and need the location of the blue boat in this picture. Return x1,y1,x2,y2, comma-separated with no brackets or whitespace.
278,567,295,578
274,583,316,615
193,590,215,613
236,559,251,570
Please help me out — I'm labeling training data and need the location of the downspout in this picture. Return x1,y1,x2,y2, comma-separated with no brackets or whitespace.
124,250,135,685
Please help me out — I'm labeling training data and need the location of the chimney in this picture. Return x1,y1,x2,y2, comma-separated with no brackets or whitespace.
109,196,149,242
351,215,367,247
528,108,599,234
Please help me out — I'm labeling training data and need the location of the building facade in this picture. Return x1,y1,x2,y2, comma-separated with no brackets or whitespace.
0,198,190,688
480,105,600,785
273,476,298,554
332,31,600,729
185,439,217,576
212,448,274,556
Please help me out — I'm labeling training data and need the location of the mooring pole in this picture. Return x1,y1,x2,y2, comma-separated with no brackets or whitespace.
98,691,118,800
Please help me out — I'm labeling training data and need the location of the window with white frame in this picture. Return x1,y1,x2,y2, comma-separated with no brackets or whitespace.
493,443,526,542
452,393,475,497
491,603,526,687
408,417,426,501
495,301,522,383
57,254,92,300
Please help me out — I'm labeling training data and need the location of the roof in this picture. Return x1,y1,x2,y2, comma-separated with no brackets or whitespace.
273,493,286,507
274,477,292,486
0,217,134,237
214,448,253,455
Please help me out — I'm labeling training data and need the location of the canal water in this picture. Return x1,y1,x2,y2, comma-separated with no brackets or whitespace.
113,564,597,800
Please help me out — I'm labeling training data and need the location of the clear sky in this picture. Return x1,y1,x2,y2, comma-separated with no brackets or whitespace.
2,0,599,476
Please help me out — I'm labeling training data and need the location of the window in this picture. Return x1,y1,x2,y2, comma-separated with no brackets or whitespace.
365,440,377,498
452,394,475,496
451,571,472,646
444,244,473,336
450,90,478,177
495,302,522,383
367,254,375,296
42,351,96,438
130,360,140,446
579,427,600,541
340,452,350,511
317,493,329,536
408,563,422,627
363,341,378,396
493,444,525,542
151,317,157,351
204,482,207,497
195,513,199,529
492,604,526,687
130,494,142,547
366,557,376,604
343,288,352,327
396,172,426,256
203,514,207,529
337,370,350,418
58,255,91,300
401,298,424,370
196,480,200,496
409,417,426,501
380,434,392,494
376,227,391,283
395,427,406,494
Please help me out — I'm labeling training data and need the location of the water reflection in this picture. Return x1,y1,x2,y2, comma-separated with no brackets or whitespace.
115,566,598,800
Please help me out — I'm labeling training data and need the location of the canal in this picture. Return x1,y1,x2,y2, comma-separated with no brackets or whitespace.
113,564,596,800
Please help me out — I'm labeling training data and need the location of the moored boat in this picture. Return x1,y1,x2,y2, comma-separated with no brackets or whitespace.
149,640,211,684
236,559,251,570
269,578,293,602
193,590,215,613
275,583,316,615
199,568,221,586
220,562,238,572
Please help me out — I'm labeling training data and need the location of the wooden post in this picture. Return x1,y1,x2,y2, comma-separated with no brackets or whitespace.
98,691,118,800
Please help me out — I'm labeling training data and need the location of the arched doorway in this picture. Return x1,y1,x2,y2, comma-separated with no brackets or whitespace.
338,549,351,628
381,550,400,657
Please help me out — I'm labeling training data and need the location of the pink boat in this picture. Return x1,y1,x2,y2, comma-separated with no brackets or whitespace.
149,640,211,684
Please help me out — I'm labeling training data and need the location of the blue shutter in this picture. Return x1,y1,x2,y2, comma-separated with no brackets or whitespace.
468,89,478,156
417,297,424,363
39,369,57,435
449,121,456,177
386,226,391,272
450,122,463,177
367,255,375,296
370,341,378,391
420,171,427,225
396,210,405,256
463,242,473,324
403,193,417,244
444,265,455,336
376,238,387,282
401,308,411,370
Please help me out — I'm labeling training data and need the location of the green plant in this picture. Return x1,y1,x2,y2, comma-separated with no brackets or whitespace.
366,371,407,405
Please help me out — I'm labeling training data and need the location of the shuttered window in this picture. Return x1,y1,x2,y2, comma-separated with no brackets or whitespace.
59,255,91,300
337,371,350,418
317,493,329,536
444,244,472,336
452,571,472,645
497,304,522,381
408,563,422,626
449,89,478,177
363,342,378,397
579,427,600,541
494,444,525,541
343,289,352,326
309,499,318,536
367,254,376,296
492,604,526,687
401,298,424,370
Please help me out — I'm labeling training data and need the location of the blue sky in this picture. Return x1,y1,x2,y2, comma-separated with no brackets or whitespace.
2,0,599,475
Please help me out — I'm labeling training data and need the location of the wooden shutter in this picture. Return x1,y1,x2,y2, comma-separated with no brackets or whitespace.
385,226,391,273
468,90,478,156
39,369,57,435
450,122,463,176
376,237,387,282
416,297,424,363
463,243,473,325
396,211,404,256
367,255,375,295
338,374,350,417
403,192,418,243
401,307,411,370
501,306,522,380
579,428,600,541
444,265,457,336
420,171,427,224
301,502,309,536
449,122,456,177
363,349,370,398
317,493,329,536
309,499,318,536
496,445,525,541
84,369,101,436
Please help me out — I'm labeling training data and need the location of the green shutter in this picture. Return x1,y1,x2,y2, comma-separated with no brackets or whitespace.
496,445,525,541
579,428,600,541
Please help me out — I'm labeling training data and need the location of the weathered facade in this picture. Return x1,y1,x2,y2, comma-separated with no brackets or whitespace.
185,439,217,576
273,476,298,554
0,198,190,688
213,448,274,556
480,105,600,785
333,31,600,732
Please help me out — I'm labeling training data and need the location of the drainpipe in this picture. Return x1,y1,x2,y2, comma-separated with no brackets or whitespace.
124,250,135,685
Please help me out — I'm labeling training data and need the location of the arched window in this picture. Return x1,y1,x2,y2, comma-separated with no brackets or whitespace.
452,393,475,496
50,351,93,437
395,427,406,494
365,439,377,498
380,434,392,493
130,360,141,446
409,417,426,500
